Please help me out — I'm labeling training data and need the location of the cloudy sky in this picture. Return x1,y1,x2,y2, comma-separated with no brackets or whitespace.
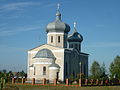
0,0,120,73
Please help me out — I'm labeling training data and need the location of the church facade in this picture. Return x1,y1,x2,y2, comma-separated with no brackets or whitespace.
27,7,89,82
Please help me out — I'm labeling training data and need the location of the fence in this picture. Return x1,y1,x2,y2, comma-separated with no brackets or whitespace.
11,78,120,87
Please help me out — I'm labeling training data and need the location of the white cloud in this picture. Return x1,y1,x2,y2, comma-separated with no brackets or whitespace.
85,42,120,48
0,2,40,12
0,30,15,36
0,25,42,37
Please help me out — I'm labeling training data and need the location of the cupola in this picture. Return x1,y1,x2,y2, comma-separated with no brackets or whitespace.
46,4,70,33
68,22,83,42
67,22,83,51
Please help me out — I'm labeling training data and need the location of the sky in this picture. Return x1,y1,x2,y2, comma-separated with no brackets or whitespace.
0,0,120,73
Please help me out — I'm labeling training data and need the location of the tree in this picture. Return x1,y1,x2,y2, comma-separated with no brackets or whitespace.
90,61,101,79
69,74,74,83
100,62,108,80
19,70,26,78
109,55,120,79
2,69,7,73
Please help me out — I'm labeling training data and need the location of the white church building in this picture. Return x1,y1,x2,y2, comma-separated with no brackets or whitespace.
27,6,89,82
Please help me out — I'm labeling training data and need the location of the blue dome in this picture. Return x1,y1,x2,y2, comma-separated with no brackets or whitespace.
34,49,55,59
68,31,83,42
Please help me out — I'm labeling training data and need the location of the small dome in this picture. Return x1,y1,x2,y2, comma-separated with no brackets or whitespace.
46,10,70,33
34,49,55,59
49,63,60,68
68,30,83,42
29,64,34,67
68,22,83,42
56,10,61,16
49,58,60,69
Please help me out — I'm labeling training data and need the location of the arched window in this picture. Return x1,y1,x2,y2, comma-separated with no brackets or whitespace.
69,44,72,48
34,67,35,75
57,72,59,80
84,64,86,75
71,44,73,48
51,36,53,43
78,44,80,50
65,62,68,76
58,36,60,43
43,66,46,75
75,44,77,49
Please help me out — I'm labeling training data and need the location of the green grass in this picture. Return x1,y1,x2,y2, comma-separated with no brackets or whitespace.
4,84,120,90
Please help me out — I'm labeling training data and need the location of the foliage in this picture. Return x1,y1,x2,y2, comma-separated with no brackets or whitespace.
69,74,74,83
19,70,26,78
69,73,85,84
109,55,120,79
90,61,108,80
0,70,26,83
100,62,108,80
2,69,7,73
90,61,101,79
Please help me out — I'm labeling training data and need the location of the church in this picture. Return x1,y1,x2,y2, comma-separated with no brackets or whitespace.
27,5,89,82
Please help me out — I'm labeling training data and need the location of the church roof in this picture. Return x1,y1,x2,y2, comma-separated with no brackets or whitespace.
67,22,83,42
65,48,89,56
34,49,56,59
46,5,70,33
68,31,83,42
80,52,89,56
49,62,60,68
29,44,64,51
29,64,34,67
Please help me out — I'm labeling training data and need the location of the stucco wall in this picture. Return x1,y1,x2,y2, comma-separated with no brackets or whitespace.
27,44,65,81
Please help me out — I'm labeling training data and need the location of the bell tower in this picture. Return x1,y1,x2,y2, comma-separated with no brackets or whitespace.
46,4,70,48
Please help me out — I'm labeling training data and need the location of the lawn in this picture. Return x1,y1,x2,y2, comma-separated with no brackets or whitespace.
3,84,120,90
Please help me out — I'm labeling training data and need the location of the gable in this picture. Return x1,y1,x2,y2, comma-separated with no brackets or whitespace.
28,44,64,52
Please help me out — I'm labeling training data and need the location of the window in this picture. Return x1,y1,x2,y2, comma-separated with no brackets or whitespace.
34,67,35,75
71,44,73,48
65,62,68,76
84,64,86,75
78,44,80,50
43,66,46,75
75,44,77,49
69,44,71,48
57,72,59,80
58,36,60,43
51,36,53,43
